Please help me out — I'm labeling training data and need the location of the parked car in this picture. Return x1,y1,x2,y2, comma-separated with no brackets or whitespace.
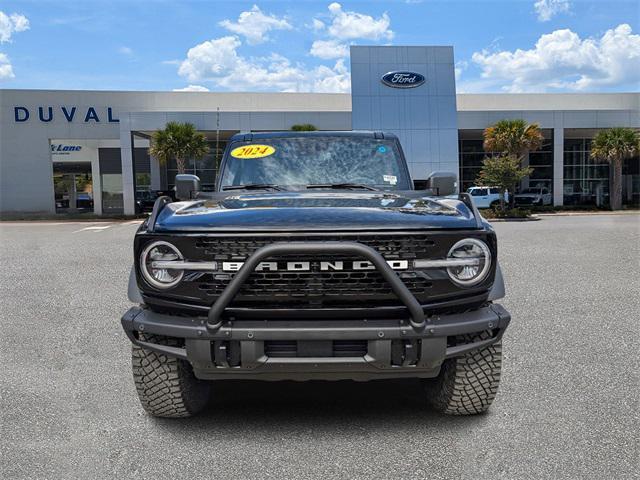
135,190,175,213
515,187,552,206
121,131,510,418
76,192,94,209
467,186,508,209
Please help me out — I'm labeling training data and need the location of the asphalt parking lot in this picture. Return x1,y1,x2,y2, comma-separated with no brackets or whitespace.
1,215,638,479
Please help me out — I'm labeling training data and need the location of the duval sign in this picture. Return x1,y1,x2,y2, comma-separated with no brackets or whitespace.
13,106,119,123
381,71,426,88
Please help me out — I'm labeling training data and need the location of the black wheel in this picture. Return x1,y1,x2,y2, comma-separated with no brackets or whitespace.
132,334,210,418
425,331,502,415
490,200,500,210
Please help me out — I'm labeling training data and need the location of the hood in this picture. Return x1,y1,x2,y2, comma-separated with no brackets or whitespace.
152,191,479,232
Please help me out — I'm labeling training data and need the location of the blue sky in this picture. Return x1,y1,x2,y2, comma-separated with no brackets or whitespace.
0,0,638,93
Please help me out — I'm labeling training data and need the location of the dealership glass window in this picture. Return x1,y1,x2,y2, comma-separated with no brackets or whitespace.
459,131,554,198
527,136,554,193
134,148,151,192
563,138,610,206
98,148,124,214
458,139,487,192
165,141,226,191
101,174,124,212
625,153,640,206
564,137,640,207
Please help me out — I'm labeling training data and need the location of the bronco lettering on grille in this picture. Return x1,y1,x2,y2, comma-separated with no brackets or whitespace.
221,260,409,272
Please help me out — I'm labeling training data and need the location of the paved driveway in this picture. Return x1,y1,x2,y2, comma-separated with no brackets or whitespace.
1,215,638,479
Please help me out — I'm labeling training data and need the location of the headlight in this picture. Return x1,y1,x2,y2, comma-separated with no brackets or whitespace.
140,241,184,289
446,238,491,287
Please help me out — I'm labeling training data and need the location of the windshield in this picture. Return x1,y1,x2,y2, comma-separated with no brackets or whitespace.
219,136,411,190
521,188,540,194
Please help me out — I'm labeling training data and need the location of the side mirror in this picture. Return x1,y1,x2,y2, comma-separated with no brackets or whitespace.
426,171,457,196
175,174,201,201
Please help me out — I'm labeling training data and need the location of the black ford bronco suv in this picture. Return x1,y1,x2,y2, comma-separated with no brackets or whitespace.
122,131,510,417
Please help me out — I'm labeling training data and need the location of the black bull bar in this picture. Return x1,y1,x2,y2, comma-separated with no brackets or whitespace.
206,241,427,331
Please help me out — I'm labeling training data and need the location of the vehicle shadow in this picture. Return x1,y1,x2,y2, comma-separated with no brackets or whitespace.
153,379,488,434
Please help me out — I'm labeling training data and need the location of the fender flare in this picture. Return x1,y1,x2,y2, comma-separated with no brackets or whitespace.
488,261,506,301
127,266,144,304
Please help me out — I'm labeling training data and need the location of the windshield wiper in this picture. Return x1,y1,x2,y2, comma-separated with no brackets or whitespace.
222,183,284,191
306,183,379,191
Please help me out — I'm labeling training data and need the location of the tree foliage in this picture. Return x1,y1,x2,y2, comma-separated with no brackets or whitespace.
483,119,544,159
149,122,209,174
476,156,533,210
291,124,317,131
590,127,640,210
482,119,543,208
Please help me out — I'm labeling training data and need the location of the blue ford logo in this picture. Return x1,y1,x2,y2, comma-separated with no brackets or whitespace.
381,71,425,88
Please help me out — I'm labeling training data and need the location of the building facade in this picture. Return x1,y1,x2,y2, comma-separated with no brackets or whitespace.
1,46,638,216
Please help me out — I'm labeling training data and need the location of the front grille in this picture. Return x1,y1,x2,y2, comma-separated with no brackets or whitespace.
197,270,432,299
195,234,436,261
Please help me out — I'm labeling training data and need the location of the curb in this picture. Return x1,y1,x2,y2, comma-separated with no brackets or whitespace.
535,211,639,217
486,217,541,222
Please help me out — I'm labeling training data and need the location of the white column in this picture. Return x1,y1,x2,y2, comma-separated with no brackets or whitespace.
553,127,564,206
91,149,102,215
120,116,136,215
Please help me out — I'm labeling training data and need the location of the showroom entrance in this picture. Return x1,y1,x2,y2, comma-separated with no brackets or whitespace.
52,161,93,213
50,140,99,214
50,139,125,215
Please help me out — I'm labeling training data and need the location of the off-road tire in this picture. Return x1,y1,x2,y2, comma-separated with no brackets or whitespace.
425,332,502,415
132,334,210,418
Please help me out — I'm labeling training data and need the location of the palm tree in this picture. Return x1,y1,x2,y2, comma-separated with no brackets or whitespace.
483,119,544,160
590,127,640,210
148,122,209,175
483,119,544,207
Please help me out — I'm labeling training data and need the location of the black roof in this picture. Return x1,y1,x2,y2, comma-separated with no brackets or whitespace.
229,130,397,142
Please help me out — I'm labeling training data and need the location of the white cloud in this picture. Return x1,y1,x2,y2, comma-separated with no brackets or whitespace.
118,46,133,56
219,5,292,45
308,4,393,60
324,2,393,41
0,52,14,80
534,0,570,22
311,18,325,31
310,39,349,59
471,24,640,92
173,85,210,92
0,11,29,43
311,59,351,93
177,35,350,93
178,36,242,82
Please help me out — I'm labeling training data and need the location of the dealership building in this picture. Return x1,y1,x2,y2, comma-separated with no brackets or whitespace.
1,45,638,216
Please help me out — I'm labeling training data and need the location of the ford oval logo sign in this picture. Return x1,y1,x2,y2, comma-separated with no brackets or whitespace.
381,71,425,88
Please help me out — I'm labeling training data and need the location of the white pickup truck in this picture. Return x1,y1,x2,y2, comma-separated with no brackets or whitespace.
514,187,553,206
467,186,508,209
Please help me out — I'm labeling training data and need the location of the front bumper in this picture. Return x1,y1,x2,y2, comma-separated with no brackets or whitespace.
121,303,510,381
